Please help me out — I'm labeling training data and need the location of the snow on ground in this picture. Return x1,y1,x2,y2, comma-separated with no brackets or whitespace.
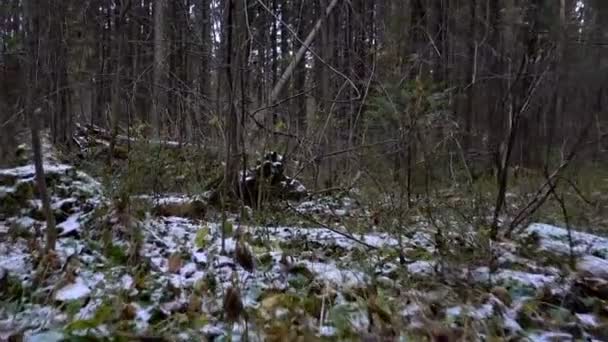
471,267,559,289
241,225,400,250
525,223,608,258
0,163,73,180
54,278,92,301
2,155,608,340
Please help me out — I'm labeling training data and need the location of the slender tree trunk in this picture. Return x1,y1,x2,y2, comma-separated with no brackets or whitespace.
463,0,477,152
108,1,128,167
23,0,57,252
49,0,72,148
152,0,167,139
549,0,567,164
0,61,17,167
223,0,239,197
293,2,308,135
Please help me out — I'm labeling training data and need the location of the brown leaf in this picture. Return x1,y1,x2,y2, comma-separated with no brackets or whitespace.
235,241,255,272
188,294,202,315
167,252,182,274
223,286,243,323
491,286,512,306
121,303,138,320
7,332,24,342
429,325,464,342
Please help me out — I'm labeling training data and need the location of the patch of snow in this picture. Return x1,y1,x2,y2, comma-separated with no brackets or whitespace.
0,163,72,178
86,272,107,290
446,304,494,320
121,274,134,290
193,252,208,264
216,255,235,267
133,303,152,331
55,278,91,301
526,223,608,258
57,214,81,236
527,331,573,341
334,209,347,216
25,331,64,342
409,231,435,250
471,303,494,320
503,316,522,333
472,267,556,289
407,260,435,276
76,298,103,320
289,179,307,193
577,255,608,279
51,198,76,211
154,196,190,206
150,257,164,269
446,306,462,317
13,216,37,229
224,238,236,253
202,324,225,338
169,274,185,289
576,313,599,328
0,305,67,335
0,253,29,276
187,271,206,287
300,260,367,288
319,326,337,337
402,302,422,316
180,262,198,277
56,239,84,260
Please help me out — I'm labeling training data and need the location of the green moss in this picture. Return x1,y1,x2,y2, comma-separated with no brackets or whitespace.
0,273,25,300
14,180,33,202
0,193,20,216
105,244,128,265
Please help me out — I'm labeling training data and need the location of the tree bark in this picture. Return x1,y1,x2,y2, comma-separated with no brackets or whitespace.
463,0,477,152
23,0,57,252
108,0,129,167
222,0,240,198
0,61,17,167
49,0,72,148
152,0,168,139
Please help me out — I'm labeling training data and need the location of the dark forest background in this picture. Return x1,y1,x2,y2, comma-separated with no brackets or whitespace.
1,0,607,212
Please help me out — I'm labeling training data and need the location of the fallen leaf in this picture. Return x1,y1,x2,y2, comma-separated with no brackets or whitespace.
167,252,182,274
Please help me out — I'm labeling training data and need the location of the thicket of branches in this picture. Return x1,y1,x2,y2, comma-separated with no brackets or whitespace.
1,0,607,205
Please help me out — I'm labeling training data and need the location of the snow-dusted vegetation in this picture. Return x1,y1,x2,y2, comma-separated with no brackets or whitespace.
1,142,608,341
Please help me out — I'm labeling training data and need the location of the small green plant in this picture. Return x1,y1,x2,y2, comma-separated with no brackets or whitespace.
195,224,211,249
64,300,115,334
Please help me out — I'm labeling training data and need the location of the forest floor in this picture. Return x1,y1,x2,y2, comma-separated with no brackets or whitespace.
1,142,608,341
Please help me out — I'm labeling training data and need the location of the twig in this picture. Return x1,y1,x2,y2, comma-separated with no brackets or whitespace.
140,222,169,248
285,202,377,250
508,119,593,234
546,177,576,268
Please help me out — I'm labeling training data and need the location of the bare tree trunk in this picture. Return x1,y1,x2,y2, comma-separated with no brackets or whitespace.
108,1,129,167
293,2,308,136
0,61,17,167
463,0,476,152
49,0,72,148
23,0,57,252
223,0,239,197
267,0,340,107
548,0,567,164
152,0,167,139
